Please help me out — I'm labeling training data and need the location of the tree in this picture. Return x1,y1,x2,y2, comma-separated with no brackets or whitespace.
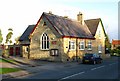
5,28,13,44
0,29,3,44
105,34,111,53
15,35,21,44
8,28,13,31
116,46,120,50
111,46,120,56
105,34,111,48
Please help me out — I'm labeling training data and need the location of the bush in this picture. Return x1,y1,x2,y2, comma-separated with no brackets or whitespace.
2,49,9,58
111,47,120,56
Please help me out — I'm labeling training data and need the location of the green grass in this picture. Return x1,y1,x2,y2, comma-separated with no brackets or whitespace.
0,58,6,62
0,68,21,74
0,58,16,63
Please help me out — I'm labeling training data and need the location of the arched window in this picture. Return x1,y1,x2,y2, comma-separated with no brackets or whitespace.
41,33,49,50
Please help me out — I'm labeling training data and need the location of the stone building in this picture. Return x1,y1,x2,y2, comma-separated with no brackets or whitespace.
19,12,106,62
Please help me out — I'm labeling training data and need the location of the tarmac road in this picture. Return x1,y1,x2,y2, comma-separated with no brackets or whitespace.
16,56,119,81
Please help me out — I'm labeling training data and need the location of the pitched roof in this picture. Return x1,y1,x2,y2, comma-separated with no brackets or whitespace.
42,12,94,39
85,18,100,36
19,25,35,41
112,40,120,45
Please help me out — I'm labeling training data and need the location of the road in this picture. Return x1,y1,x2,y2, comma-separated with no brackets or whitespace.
16,56,119,80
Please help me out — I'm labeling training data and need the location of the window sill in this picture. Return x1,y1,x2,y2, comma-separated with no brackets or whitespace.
40,49,49,51
79,49,85,50
69,49,75,51
88,49,92,50
50,55,59,57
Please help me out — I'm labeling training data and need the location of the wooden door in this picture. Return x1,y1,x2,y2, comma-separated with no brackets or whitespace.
15,47,20,55
9,47,14,56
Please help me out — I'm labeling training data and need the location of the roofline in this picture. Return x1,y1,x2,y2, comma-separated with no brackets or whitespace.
99,18,107,37
112,39,120,41
43,13,60,34
30,13,44,35
19,25,35,41
84,18,101,21
30,12,96,39
84,18,100,36
62,36,95,40
86,18,107,37
30,12,61,37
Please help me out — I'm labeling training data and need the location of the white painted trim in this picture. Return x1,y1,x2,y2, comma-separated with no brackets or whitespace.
69,41,75,50
79,40,85,50
87,40,92,50
40,32,49,50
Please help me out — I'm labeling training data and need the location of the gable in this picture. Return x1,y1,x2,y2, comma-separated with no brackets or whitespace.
31,12,94,39
85,18,100,36
30,18,57,42
94,20,106,39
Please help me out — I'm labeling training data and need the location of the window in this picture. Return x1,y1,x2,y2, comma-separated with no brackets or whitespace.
25,46,29,53
41,33,49,50
79,41,85,50
98,30,101,39
98,45,102,53
50,49,59,56
43,22,47,26
69,41,75,50
88,41,92,50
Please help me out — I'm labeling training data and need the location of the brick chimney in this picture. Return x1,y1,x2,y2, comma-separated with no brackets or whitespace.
49,11,52,14
77,12,84,25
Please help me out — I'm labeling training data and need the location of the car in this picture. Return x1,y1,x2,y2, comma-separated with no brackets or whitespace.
111,53,120,57
82,53,102,64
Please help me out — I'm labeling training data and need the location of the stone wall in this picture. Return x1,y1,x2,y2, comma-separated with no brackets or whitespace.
94,21,106,58
28,18,62,61
22,16,106,61
62,37,95,62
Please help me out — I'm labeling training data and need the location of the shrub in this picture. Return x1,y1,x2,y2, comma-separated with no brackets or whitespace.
2,49,9,58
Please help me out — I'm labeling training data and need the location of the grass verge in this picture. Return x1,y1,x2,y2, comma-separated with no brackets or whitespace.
0,58,16,63
0,68,21,74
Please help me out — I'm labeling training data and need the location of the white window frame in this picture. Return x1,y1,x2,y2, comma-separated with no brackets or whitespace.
41,33,49,50
98,45,102,53
25,46,28,53
79,41,85,50
50,49,59,56
98,30,101,39
69,41,75,50
87,40,92,50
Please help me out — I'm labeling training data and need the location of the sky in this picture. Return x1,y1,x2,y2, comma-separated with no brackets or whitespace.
0,0,119,44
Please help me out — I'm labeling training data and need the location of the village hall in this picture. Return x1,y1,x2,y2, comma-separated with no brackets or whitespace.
9,11,106,62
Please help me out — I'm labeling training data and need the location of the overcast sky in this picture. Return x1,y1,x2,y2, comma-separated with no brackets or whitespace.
0,0,119,43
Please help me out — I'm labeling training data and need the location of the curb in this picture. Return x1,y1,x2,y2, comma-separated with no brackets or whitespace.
2,71,30,79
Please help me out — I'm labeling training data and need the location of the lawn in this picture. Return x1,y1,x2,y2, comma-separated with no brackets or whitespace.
0,68,21,74
0,58,22,74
